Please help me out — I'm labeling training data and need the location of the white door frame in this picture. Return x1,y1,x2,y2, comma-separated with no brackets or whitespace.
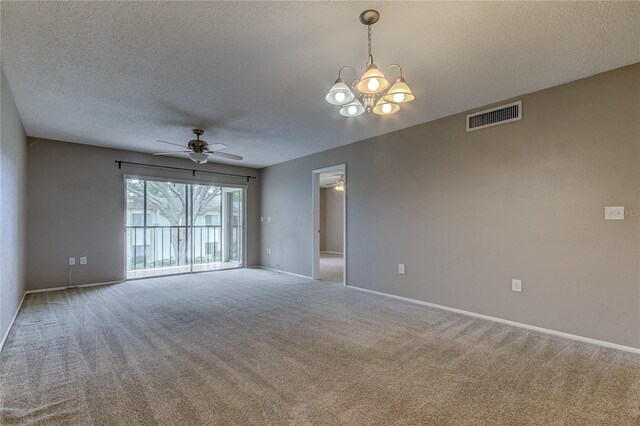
312,164,347,285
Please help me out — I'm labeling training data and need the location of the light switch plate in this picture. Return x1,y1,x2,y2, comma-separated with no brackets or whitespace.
80,257,87,265
512,279,522,292
68,257,76,265
605,206,624,220
398,264,405,274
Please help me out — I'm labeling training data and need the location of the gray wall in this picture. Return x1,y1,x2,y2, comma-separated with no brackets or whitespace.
324,188,344,253
0,67,28,343
260,64,640,348
27,139,260,291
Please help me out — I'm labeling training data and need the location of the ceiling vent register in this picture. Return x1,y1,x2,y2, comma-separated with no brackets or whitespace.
466,101,522,131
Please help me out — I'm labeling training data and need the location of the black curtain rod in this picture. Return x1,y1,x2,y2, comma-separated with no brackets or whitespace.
115,160,257,182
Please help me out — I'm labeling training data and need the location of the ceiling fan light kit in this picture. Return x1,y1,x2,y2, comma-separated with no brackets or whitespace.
325,9,415,117
188,152,209,164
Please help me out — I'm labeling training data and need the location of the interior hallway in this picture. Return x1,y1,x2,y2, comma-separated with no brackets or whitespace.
319,252,343,283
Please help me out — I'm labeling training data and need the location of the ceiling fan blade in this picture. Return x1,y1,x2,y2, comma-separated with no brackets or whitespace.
206,143,228,151
156,140,186,148
210,151,243,161
153,151,190,156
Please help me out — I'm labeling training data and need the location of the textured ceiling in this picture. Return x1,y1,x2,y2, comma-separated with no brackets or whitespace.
2,1,639,168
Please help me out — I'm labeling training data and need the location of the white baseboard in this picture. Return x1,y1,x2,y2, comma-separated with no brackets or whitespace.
25,280,123,294
348,285,640,354
254,266,313,280
0,292,26,352
321,251,343,255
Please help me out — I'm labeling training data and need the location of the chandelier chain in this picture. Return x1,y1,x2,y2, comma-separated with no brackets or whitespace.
367,24,372,62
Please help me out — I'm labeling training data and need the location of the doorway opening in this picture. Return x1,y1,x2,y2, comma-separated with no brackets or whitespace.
312,164,346,284
125,177,245,279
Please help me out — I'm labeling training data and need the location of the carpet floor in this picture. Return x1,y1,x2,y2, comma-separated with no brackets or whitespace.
1,269,639,425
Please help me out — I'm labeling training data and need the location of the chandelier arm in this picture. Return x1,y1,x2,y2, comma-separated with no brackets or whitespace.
338,66,358,80
384,64,404,79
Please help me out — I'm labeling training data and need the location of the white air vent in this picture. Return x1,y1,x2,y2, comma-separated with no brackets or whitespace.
466,101,522,131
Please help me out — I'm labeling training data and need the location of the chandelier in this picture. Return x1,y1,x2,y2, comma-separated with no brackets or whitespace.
325,9,415,117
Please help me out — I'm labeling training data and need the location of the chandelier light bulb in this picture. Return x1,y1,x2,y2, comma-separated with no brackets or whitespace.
348,106,357,115
381,103,392,114
335,92,346,103
367,78,380,92
393,93,405,102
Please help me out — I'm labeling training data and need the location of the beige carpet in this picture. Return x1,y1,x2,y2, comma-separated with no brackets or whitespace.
1,269,639,425
319,252,343,283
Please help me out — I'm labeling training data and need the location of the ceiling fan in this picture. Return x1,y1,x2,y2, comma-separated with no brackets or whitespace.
154,129,243,164
320,173,345,191
331,175,345,192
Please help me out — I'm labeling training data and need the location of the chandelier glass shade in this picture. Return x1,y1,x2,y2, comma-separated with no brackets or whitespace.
383,77,416,103
339,99,366,117
325,78,356,105
325,10,414,117
355,65,390,95
373,98,400,116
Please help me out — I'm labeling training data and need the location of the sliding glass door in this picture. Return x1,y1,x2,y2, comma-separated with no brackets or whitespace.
125,178,244,279
226,188,244,264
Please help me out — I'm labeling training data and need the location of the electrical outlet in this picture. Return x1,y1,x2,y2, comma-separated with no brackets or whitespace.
605,206,624,220
260,216,264,222
266,248,272,254
398,264,405,274
69,257,76,265
512,279,522,292
80,257,87,265
267,217,271,222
